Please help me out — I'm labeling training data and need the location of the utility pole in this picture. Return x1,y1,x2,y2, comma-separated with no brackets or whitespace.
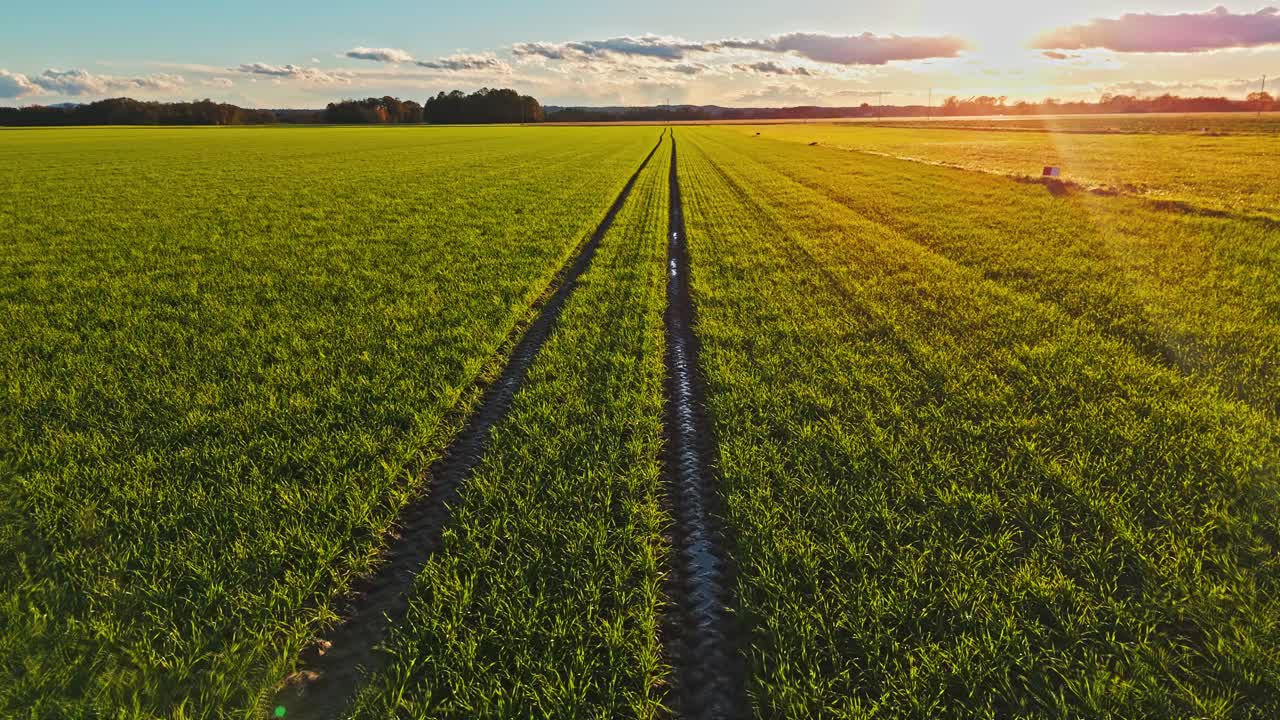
927,88,932,120
877,91,884,120
1260,75,1268,119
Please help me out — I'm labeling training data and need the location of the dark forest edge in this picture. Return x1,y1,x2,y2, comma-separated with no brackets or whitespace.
0,88,543,126
2,89,1275,126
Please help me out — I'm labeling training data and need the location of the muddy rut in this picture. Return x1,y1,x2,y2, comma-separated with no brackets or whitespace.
660,133,745,720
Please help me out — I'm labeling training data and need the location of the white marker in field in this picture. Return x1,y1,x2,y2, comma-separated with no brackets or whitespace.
1042,166,1061,178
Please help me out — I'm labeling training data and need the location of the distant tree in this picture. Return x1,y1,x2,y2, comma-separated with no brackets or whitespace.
0,97,280,126
322,97,424,124
423,88,544,124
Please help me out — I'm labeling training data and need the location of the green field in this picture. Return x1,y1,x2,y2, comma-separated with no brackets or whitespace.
2,123,1278,719
0,126,661,715
348,127,672,720
679,127,1280,717
745,122,1280,218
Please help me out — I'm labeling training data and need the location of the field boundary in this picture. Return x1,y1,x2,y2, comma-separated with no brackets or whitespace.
270,129,668,719
660,132,745,719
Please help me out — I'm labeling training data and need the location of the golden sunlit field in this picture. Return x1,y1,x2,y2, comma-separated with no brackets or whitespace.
738,116,1280,218
2,118,1278,719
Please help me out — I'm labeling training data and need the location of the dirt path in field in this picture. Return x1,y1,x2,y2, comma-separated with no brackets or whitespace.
270,130,668,720
660,133,745,720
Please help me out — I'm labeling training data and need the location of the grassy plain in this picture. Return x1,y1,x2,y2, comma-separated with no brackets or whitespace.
742,122,1280,217
679,127,1280,717
0,126,658,716
346,132,673,720
3,121,1278,719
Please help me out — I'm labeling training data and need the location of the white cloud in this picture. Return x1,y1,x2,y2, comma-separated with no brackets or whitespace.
345,47,415,63
202,77,235,88
17,69,186,97
133,73,186,91
0,69,42,98
415,53,511,73
233,63,352,83
343,47,511,73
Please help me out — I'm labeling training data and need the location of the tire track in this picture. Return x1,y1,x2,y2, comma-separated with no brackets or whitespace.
662,132,744,720
271,129,667,720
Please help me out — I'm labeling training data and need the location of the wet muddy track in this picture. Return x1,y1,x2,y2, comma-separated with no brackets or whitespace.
661,133,746,720
271,130,667,720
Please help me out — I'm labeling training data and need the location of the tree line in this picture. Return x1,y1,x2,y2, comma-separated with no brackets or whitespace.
935,92,1276,117
544,106,709,123
0,88,544,126
0,98,280,126
545,93,1277,122
2,89,1274,126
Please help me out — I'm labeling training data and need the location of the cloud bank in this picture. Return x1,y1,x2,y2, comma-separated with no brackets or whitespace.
1,68,188,97
512,35,715,61
1034,6,1280,53
513,31,968,66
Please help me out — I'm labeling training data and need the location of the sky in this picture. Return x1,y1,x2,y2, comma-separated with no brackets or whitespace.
2,1,1278,108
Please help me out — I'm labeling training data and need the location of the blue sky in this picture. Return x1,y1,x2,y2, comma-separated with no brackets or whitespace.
2,1,1278,107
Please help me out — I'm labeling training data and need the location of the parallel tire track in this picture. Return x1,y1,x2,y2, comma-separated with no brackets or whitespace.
271,130,667,720
662,133,744,720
